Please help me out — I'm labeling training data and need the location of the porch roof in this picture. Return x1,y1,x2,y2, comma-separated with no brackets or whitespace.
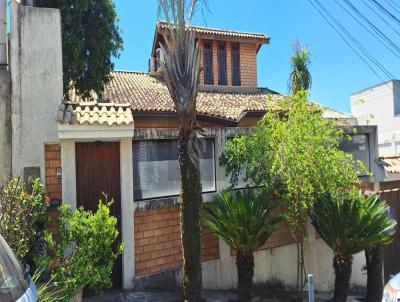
57,103,134,126
378,156,400,174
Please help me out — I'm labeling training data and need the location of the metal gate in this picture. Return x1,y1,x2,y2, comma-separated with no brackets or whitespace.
380,181,400,281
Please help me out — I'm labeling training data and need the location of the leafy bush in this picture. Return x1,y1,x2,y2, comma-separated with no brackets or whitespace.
46,200,123,301
0,178,49,263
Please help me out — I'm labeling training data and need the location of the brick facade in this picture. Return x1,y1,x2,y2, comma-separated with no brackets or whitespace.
44,144,62,236
134,206,220,277
199,39,258,88
259,221,295,250
45,144,62,200
239,43,257,87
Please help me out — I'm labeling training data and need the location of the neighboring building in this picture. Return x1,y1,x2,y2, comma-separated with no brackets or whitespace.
350,80,400,181
0,3,387,293
351,80,400,156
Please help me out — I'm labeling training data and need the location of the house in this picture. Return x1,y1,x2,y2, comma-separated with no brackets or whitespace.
351,80,400,157
350,81,400,181
0,0,387,292
350,81,400,279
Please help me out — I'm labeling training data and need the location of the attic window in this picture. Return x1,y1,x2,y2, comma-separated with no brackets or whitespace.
232,43,241,86
204,41,214,85
218,42,227,85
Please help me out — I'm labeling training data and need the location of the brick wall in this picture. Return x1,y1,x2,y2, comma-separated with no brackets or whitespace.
134,206,220,277
239,43,257,87
199,39,258,88
45,144,62,200
230,221,295,257
44,144,62,236
258,222,295,250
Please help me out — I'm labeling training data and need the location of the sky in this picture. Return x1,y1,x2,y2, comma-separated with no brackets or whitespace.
113,1,400,113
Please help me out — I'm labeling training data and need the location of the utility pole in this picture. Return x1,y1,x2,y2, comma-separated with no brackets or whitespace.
0,0,7,69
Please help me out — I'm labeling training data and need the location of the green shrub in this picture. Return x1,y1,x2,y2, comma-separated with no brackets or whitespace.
0,178,49,263
46,199,123,301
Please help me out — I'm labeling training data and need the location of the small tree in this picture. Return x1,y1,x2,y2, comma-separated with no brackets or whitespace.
35,0,123,100
222,92,362,295
309,191,396,302
204,189,285,302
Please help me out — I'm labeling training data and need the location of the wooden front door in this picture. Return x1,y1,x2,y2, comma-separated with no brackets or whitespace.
75,142,122,290
380,181,400,282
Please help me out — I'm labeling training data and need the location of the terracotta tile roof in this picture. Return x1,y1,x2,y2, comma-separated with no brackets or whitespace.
57,103,133,126
66,71,284,123
379,156,400,174
157,21,270,43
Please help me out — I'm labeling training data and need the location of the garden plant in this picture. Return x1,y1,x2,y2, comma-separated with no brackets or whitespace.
0,178,49,265
204,189,285,302
222,91,362,297
309,191,396,302
46,199,123,302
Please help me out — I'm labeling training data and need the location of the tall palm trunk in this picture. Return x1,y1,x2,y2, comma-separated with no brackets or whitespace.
179,126,203,302
236,250,254,302
365,247,383,302
333,254,352,302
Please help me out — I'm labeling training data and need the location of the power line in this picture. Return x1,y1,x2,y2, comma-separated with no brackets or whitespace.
308,0,394,83
309,0,400,99
367,0,400,28
334,0,400,59
342,0,400,58
310,0,397,80
361,0,400,38
383,0,400,17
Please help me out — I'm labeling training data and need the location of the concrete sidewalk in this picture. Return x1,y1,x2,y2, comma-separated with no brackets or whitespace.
83,289,362,302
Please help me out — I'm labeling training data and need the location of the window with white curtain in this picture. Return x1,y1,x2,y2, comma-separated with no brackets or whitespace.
133,139,216,201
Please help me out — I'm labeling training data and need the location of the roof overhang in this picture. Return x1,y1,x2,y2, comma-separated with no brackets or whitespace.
58,124,134,141
151,22,270,58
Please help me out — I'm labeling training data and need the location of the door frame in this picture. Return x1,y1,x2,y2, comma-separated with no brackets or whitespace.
60,138,135,289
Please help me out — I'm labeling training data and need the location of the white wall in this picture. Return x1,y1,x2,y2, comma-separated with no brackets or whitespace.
351,80,400,156
10,1,63,178
0,69,11,180
200,238,366,291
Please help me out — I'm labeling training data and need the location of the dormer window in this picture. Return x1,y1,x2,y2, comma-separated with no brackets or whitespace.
204,41,214,85
232,43,241,86
218,42,227,85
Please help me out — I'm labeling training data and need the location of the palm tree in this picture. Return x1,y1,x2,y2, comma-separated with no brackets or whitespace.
309,191,396,302
157,1,207,301
204,189,285,302
288,42,312,95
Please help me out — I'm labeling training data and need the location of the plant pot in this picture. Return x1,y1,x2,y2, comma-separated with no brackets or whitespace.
69,285,84,302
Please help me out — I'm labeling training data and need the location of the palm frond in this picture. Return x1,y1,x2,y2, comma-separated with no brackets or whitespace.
288,42,312,95
309,191,397,257
204,189,286,253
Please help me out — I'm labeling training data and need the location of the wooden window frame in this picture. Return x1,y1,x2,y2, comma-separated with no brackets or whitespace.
231,43,241,86
203,40,214,85
218,42,227,86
